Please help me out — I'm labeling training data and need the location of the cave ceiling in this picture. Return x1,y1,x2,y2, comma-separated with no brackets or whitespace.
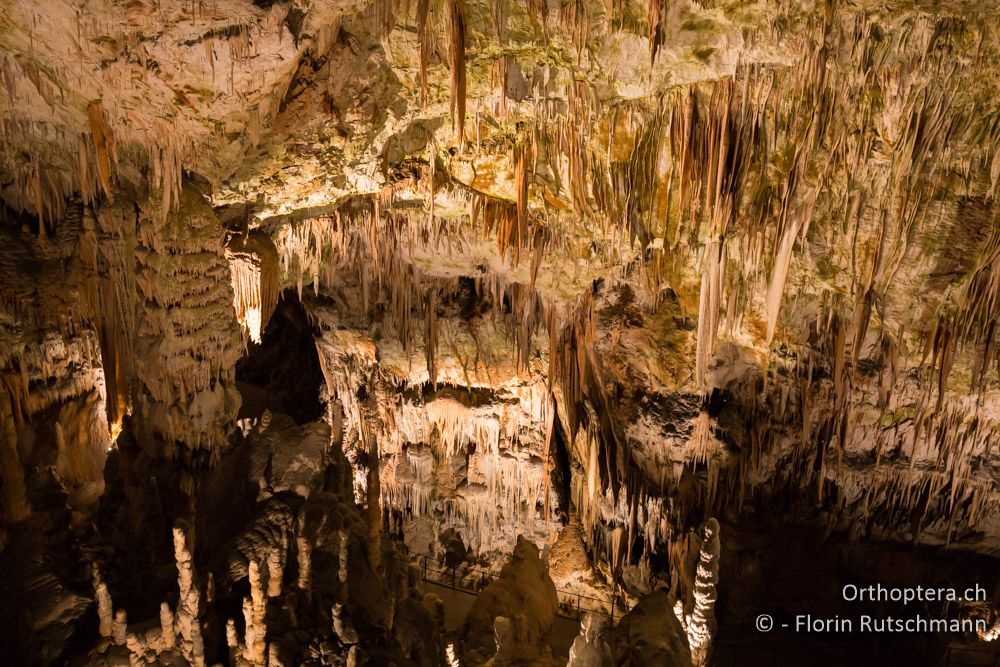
1,0,1000,662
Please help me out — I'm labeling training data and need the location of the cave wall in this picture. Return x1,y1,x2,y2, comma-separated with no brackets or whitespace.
0,0,999,664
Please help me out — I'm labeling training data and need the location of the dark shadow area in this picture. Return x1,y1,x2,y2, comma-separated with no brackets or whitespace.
712,517,1000,666
236,292,326,424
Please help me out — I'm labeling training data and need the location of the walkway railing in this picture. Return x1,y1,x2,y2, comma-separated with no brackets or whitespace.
398,544,633,622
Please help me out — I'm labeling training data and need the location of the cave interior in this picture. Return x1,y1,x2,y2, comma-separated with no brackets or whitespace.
0,0,999,665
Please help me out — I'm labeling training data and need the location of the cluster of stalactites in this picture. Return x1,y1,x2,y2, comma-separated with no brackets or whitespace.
281,3,1000,587
226,231,280,345
131,187,243,460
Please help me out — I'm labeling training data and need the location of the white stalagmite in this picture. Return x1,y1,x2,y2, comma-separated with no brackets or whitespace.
125,632,144,667
980,616,999,642
567,613,605,667
686,518,720,666
267,547,284,598
92,565,113,639
159,601,176,649
446,642,461,667
243,560,268,666
297,534,312,591
112,609,128,645
172,525,205,665
226,617,239,654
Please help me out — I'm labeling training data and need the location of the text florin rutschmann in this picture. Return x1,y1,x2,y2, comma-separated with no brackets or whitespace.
799,585,988,633
755,584,992,634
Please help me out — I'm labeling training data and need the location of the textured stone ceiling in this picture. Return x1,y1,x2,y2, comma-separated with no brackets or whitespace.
2,0,1000,664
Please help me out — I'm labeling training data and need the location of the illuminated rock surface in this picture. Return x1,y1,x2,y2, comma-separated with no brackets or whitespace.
1,0,999,664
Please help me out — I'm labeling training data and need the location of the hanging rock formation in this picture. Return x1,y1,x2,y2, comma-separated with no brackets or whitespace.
132,186,243,462
1,0,999,665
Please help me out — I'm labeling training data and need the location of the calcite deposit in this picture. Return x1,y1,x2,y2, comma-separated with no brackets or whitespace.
1,0,999,665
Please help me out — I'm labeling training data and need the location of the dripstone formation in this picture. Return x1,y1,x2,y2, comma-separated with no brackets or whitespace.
1,0,999,665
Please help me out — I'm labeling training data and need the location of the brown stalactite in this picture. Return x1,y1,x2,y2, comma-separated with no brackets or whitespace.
1,3,1000,663
447,0,467,150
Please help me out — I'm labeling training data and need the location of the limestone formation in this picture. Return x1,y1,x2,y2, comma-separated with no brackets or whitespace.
160,602,176,650
2,0,1000,665
243,560,268,666
332,602,360,646
296,534,312,592
567,614,608,667
266,547,284,598
684,518,720,666
461,535,559,664
93,566,113,640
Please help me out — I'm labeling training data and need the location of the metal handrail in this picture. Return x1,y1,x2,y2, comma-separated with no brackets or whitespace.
398,544,633,622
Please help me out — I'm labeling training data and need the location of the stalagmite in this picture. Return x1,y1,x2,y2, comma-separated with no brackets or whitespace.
332,602,359,645
446,643,461,667
981,617,1000,642
172,525,205,665
267,547,283,598
159,602,176,649
243,560,268,666
337,529,350,586
686,519,720,666
93,565,113,639
296,534,312,591
113,609,127,646
568,613,606,667
226,618,239,659
268,643,283,667
125,633,144,667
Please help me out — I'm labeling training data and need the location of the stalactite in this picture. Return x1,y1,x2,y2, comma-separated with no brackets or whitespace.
86,100,115,198
417,0,432,108
926,209,1000,395
648,0,665,66
447,0,467,149
559,0,589,60
226,232,280,344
